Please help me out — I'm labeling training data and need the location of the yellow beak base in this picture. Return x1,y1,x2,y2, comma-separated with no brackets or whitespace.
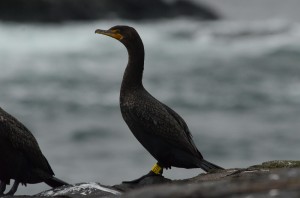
95,29,123,40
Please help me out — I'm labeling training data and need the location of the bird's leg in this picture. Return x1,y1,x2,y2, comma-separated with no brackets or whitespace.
0,181,6,195
150,163,163,175
122,162,163,184
5,180,19,196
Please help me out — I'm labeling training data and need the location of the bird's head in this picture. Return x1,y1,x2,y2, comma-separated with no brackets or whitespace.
95,25,142,48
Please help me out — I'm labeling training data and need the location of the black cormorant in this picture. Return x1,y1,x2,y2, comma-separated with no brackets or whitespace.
0,107,68,195
95,25,224,182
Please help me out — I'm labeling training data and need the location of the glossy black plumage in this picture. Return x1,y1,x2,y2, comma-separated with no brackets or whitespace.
96,25,223,174
0,107,68,195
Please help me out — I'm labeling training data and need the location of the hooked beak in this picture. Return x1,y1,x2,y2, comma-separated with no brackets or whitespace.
95,29,123,40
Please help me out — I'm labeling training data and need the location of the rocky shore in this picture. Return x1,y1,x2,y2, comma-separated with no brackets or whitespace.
5,160,300,198
0,0,220,23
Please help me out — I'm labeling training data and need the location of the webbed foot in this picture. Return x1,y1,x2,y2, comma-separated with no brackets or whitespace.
122,163,163,184
122,171,160,184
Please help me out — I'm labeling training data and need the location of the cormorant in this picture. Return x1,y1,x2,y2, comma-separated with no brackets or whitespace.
0,107,68,195
95,25,224,182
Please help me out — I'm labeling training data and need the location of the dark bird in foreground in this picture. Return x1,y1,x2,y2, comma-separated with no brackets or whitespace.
0,107,68,195
95,25,224,183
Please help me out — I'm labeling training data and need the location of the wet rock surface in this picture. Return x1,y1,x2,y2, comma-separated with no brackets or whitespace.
5,160,300,198
0,0,220,23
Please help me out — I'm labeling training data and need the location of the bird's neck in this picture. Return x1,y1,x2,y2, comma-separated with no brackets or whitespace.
121,41,145,91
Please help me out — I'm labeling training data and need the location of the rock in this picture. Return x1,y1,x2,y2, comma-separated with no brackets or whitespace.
0,0,220,23
123,168,300,198
5,160,300,198
250,160,300,169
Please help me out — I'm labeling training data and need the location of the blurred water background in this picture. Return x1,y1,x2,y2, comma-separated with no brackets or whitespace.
1,0,300,195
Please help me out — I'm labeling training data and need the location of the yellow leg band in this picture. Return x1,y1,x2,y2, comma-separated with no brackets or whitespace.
151,163,162,175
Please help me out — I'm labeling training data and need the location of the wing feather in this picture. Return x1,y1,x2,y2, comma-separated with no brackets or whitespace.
0,107,54,175
121,92,199,155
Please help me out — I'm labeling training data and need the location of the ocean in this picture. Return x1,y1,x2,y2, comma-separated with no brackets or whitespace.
0,18,300,194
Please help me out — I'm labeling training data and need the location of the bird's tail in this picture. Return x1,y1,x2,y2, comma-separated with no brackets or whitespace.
45,176,69,188
199,159,224,172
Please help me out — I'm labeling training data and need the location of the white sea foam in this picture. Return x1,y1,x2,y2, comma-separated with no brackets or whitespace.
40,182,121,196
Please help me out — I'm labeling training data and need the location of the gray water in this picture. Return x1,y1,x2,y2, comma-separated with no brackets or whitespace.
1,18,300,194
